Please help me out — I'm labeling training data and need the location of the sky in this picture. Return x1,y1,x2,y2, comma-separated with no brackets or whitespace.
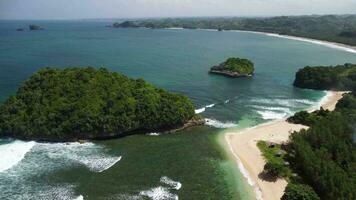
1,0,356,20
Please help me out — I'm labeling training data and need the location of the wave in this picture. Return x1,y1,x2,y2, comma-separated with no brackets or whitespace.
73,195,84,200
0,140,36,173
256,110,287,120
205,118,237,128
224,100,230,104
160,176,182,190
147,132,160,136
140,186,178,200
250,98,315,108
249,105,292,114
195,103,216,114
195,107,205,114
41,142,121,173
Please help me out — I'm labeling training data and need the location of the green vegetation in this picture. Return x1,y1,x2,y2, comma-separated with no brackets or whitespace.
0,67,195,141
257,141,291,179
282,183,320,200
293,63,356,90
286,108,330,126
210,57,254,77
283,65,356,200
113,14,356,46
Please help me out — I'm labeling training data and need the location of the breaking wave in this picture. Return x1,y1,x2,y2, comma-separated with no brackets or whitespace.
256,110,288,120
140,186,178,200
205,118,238,128
160,176,182,190
195,103,215,114
0,140,36,173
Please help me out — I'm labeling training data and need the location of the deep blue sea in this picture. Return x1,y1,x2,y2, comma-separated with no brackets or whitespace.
1,20,356,200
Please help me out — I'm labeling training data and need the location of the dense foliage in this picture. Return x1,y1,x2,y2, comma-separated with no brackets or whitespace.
0,67,195,141
293,63,356,90
282,183,320,200
284,65,356,200
288,112,356,200
112,14,356,46
210,57,254,75
286,108,330,126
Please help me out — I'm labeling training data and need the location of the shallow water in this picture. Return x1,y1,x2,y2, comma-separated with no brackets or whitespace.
1,20,356,199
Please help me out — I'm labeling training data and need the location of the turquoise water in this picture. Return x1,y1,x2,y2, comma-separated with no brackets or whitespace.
1,20,356,200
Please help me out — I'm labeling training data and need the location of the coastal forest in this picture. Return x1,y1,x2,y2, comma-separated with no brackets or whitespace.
0,67,195,141
282,64,356,200
112,14,356,46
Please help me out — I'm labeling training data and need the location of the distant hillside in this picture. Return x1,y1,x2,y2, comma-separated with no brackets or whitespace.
112,15,356,46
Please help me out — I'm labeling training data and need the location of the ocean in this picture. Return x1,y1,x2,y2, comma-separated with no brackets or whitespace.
1,20,356,200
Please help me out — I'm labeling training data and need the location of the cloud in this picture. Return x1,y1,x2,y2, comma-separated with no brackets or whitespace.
0,0,355,19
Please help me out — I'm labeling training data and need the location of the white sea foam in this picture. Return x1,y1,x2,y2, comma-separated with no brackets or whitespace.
249,105,292,114
251,98,315,107
224,100,230,104
147,132,160,136
311,91,332,111
0,140,36,173
73,195,84,200
140,186,178,200
206,103,215,108
257,110,287,120
195,103,216,114
42,142,121,173
195,107,205,114
160,176,182,190
205,118,237,128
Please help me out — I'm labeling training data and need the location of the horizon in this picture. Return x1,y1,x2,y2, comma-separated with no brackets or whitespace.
1,0,356,20
1,13,356,21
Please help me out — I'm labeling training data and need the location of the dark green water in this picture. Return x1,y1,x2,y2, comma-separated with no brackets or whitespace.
1,20,356,200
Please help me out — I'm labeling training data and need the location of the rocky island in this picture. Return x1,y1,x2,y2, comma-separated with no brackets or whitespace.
0,67,203,141
209,57,254,77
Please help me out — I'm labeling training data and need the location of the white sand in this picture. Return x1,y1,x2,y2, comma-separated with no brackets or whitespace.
223,91,345,200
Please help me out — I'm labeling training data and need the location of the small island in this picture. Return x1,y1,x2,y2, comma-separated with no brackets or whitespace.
0,67,203,141
209,57,254,77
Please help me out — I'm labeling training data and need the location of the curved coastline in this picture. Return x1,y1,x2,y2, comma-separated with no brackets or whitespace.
221,91,345,200
164,27,356,54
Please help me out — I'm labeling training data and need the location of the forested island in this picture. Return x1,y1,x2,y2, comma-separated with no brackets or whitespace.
0,67,201,141
112,14,356,46
259,64,356,200
209,57,254,77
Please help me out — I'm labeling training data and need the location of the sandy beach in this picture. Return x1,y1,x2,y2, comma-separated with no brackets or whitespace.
223,91,345,200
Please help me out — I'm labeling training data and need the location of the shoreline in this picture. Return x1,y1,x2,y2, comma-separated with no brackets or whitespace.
164,27,356,54
221,91,345,200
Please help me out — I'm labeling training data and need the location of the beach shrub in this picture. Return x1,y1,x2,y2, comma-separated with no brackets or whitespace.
257,141,291,179
0,67,195,141
282,183,320,200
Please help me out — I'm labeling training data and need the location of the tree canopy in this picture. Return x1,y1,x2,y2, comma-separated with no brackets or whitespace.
0,67,195,141
210,57,254,76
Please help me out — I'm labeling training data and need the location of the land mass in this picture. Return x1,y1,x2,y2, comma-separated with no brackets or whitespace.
209,57,254,77
223,64,356,200
0,67,203,141
112,14,356,46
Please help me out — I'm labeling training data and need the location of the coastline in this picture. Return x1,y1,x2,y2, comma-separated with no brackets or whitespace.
221,91,345,200
164,27,356,54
